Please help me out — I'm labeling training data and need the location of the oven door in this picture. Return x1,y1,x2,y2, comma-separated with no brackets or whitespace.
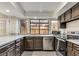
56,38,67,56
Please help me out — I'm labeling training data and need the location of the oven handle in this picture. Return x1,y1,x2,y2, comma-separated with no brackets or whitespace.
56,38,65,42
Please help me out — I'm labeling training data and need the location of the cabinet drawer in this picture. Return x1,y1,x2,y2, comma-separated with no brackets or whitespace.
7,45,15,56
0,47,7,54
74,50,79,56
73,44,79,50
0,51,7,56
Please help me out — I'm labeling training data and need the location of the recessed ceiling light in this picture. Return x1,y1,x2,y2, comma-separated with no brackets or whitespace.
6,10,10,13
34,16,37,19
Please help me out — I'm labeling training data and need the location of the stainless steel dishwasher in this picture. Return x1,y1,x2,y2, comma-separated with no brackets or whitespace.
43,37,54,50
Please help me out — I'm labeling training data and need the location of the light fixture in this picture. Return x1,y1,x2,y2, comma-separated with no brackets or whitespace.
6,9,10,13
34,16,37,19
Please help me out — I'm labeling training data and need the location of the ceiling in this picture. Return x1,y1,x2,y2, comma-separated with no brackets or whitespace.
0,2,77,19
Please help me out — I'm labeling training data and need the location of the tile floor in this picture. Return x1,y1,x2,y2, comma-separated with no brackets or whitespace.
21,51,57,56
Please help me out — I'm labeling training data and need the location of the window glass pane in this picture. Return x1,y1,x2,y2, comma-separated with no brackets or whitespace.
0,20,6,36
51,21,59,32
20,20,29,34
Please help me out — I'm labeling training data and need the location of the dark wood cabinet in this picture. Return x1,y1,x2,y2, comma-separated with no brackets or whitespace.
72,3,79,18
33,37,43,50
15,39,21,56
74,50,79,56
0,46,7,56
24,37,34,50
67,42,74,56
0,41,16,56
58,3,79,27
60,14,65,23
20,38,24,54
0,38,24,56
67,41,79,56
65,9,72,22
24,37,43,50
67,46,74,56
58,14,66,28
7,45,15,56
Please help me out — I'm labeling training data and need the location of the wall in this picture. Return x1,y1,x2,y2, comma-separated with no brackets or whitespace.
0,13,20,36
67,20,79,32
6,18,20,35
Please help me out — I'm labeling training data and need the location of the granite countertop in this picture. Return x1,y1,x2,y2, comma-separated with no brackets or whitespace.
67,39,79,45
20,34,54,37
0,35,24,47
0,35,54,47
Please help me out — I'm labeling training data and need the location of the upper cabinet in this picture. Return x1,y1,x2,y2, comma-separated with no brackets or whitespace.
58,3,79,24
72,3,79,18
60,14,65,23
65,9,72,22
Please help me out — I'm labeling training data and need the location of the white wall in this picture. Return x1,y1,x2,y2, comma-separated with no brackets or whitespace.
67,20,79,32
6,18,20,35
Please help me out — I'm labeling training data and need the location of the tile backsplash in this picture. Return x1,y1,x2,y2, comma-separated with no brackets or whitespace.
67,35,79,39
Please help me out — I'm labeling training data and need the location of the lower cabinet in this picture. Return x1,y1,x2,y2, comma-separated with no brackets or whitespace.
7,45,16,56
24,37,43,50
0,37,24,56
15,39,21,56
74,50,79,56
24,38,34,50
0,46,7,56
20,38,24,54
0,41,16,56
15,38,24,56
67,46,74,56
34,37,43,50
67,41,79,56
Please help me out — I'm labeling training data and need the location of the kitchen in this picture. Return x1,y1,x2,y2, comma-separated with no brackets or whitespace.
0,2,79,56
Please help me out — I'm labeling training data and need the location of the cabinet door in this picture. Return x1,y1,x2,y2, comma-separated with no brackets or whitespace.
34,37,43,50
67,46,74,56
25,37,34,50
74,50,79,56
15,41,21,56
65,9,71,22
0,51,7,56
16,47,20,56
20,38,24,54
60,14,65,23
72,3,79,18
7,45,15,56
0,46,7,56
